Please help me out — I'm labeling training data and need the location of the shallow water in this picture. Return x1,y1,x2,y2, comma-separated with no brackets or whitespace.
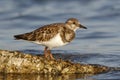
0,0,120,80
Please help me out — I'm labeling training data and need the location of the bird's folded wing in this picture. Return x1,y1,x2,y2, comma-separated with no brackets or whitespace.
14,23,64,41
33,24,60,41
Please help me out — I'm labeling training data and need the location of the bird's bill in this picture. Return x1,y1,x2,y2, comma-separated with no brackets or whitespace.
79,24,87,29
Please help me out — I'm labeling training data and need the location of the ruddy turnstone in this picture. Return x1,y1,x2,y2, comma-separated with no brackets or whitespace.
14,18,87,59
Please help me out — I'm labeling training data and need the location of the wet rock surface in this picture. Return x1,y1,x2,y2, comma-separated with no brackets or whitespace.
0,49,110,74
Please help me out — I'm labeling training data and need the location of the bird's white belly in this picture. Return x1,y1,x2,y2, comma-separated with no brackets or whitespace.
34,33,68,49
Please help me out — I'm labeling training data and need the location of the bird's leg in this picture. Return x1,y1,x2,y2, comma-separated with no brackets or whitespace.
44,47,49,58
44,47,54,60
47,50,54,60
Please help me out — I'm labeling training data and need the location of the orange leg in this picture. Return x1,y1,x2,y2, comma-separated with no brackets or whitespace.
44,47,49,58
44,47,54,60
48,50,54,60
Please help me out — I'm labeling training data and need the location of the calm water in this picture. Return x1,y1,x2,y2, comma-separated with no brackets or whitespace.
0,0,120,80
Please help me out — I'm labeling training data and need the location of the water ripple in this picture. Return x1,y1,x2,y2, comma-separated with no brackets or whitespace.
77,32,117,39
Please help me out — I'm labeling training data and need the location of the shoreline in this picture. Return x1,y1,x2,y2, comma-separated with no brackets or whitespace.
0,49,110,74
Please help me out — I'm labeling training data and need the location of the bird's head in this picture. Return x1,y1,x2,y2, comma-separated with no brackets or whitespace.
65,18,87,31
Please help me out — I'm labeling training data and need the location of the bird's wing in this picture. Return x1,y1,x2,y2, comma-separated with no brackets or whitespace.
16,23,64,41
33,23,63,41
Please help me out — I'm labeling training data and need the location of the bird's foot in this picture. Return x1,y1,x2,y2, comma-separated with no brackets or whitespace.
44,47,55,60
44,52,49,59
49,53,55,60
44,51,55,60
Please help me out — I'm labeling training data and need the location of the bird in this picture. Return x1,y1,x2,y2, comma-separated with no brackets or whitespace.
14,18,87,59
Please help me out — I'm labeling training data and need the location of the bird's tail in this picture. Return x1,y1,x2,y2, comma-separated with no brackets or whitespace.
14,32,32,40
14,32,34,41
14,34,25,40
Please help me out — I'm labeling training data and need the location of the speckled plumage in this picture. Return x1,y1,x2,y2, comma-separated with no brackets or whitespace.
14,23,75,43
14,18,87,59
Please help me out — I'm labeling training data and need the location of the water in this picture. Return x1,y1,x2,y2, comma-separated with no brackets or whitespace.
0,0,120,80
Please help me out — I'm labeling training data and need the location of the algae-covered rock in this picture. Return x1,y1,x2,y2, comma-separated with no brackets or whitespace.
0,49,110,74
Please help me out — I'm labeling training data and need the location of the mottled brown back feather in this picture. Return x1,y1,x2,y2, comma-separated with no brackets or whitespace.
14,23,65,41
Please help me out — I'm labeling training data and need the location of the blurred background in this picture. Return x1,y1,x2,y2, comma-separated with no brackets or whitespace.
0,0,120,80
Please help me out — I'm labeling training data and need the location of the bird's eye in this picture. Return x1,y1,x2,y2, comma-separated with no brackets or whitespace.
73,22,76,24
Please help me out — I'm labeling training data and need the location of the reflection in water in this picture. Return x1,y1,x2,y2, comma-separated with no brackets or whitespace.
0,73,95,80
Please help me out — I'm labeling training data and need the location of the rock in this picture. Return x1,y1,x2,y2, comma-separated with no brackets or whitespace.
0,49,110,74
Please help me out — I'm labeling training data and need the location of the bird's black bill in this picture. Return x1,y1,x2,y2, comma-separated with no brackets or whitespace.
80,24,87,29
